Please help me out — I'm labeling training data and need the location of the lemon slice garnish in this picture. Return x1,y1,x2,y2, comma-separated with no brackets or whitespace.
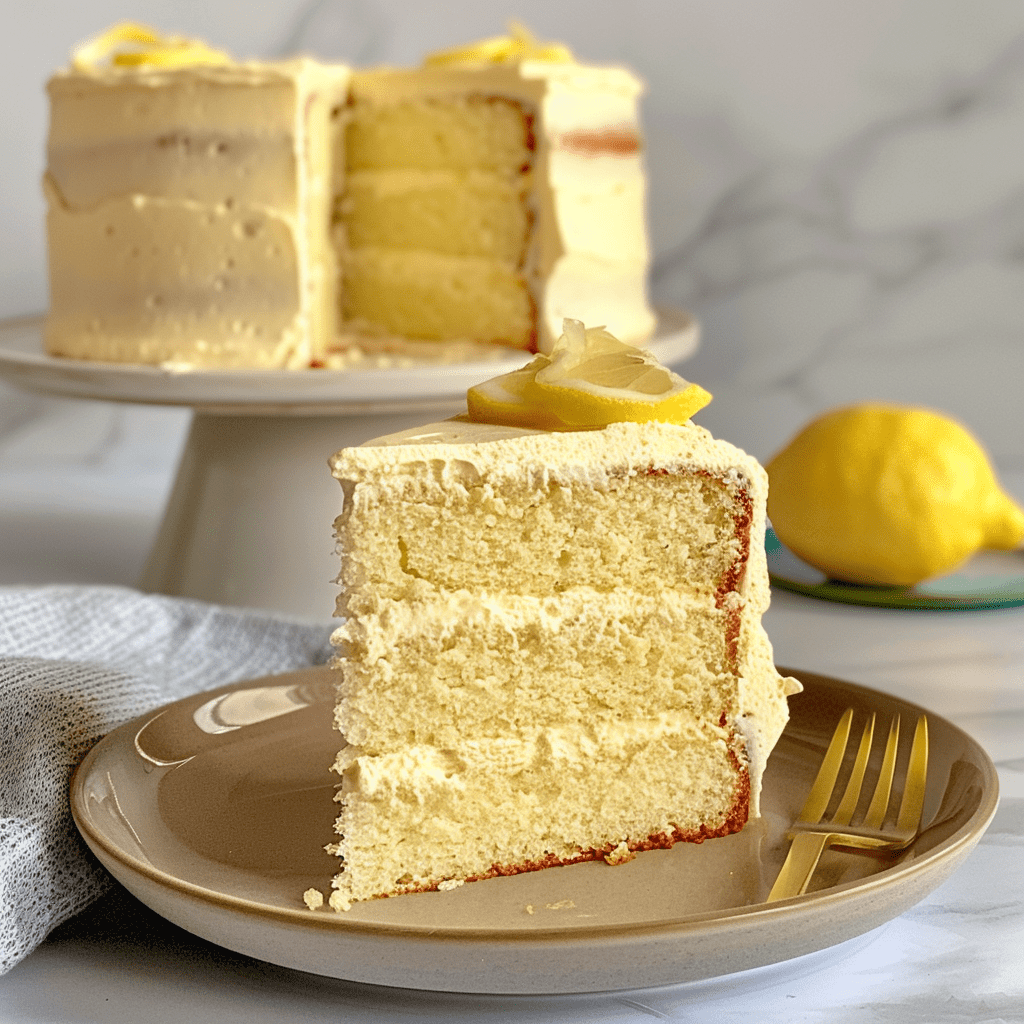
534,319,712,428
425,22,573,67
72,22,232,72
467,357,570,430
467,319,711,431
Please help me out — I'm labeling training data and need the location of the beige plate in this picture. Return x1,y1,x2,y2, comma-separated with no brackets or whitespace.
70,666,998,995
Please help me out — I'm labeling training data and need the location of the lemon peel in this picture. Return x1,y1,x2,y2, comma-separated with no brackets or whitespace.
466,318,712,431
424,22,573,67
766,403,1024,587
72,23,232,72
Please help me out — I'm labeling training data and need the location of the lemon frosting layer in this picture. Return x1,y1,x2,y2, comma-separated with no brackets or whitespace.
45,60,349,368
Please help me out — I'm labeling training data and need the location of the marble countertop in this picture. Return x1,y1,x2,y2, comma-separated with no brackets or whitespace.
0,393,1021,1022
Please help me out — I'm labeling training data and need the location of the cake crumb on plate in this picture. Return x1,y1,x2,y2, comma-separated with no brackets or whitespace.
605,841,638,865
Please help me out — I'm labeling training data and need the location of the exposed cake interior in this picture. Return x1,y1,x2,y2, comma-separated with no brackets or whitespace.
328,418,797,906
339,93,535,348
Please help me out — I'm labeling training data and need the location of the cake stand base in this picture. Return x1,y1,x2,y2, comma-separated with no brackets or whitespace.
138,409,453,622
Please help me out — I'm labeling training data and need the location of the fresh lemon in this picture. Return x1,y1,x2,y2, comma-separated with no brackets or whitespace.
467,319,712,430
766,403,1024,586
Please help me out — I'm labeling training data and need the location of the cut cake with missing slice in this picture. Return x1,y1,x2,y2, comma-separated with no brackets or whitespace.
44,26,654,368
326,417,799,907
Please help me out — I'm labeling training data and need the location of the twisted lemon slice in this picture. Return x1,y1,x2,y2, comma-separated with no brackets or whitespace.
467,319,711,430
425,22,573,67
72,22,231,71
467,359,570,430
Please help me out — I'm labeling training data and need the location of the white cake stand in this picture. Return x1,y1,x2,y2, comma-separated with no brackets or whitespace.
0,309,699,620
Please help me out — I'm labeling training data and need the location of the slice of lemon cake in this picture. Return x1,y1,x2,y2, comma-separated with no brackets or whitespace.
325,322,798,907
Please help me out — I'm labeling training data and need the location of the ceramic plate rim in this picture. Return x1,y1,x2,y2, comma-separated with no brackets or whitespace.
70,666,1000,946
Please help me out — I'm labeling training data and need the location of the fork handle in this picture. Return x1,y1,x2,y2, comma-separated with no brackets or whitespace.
767,832,831,902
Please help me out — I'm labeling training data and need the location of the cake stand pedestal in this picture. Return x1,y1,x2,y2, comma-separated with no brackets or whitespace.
0,310,699,620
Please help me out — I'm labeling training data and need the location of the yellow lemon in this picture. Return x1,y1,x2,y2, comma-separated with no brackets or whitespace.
467,319,711,431
766,403,1024,586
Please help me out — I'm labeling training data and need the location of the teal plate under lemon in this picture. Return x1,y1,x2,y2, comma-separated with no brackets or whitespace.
766,527,1024,610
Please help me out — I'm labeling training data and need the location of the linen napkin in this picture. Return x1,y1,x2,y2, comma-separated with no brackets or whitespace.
0,584,334,975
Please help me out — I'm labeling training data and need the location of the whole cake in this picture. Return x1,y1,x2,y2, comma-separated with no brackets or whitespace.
323,323,798,908
43,24,654,368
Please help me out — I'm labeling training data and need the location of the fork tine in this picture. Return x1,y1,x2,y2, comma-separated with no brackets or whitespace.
768,708,858,903
832,714,876,824
896,716,929,834
863,716,900,829
797,708,854,824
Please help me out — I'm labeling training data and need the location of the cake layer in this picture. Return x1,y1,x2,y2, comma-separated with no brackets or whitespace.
345,94,532,173
336,468,741,601
331,712,747,903
332,420,752,606
341,170,530,262
341,248,534,347
334,587,733,750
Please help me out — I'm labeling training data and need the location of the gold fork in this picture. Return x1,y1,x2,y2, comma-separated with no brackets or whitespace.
767,708,929,902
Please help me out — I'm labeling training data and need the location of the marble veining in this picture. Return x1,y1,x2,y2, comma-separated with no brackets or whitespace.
651,24,1024,467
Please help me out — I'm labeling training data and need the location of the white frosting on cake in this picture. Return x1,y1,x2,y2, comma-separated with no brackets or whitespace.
333,417,763,505
45,60,349,368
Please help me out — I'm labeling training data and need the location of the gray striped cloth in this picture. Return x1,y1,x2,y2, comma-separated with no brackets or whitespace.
0,585,333,975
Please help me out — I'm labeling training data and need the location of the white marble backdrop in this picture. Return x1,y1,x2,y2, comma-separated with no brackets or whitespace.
2,0,1023,541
